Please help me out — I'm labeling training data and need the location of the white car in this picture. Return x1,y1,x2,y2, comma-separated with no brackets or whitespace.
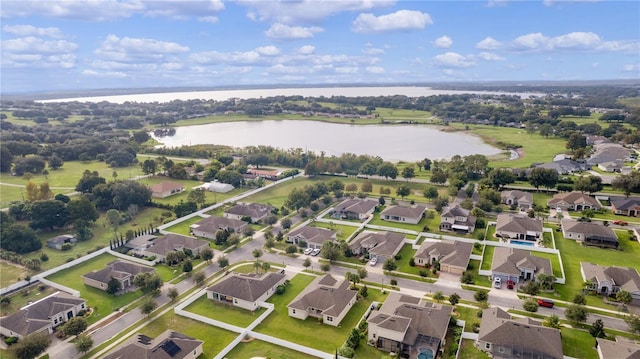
304,248,313,255
369,257,378,266
556,207,562,213
311,248,321,256
493,277,502,289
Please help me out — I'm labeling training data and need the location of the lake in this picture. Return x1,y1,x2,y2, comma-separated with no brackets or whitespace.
150,120,503,162
40,86,545,104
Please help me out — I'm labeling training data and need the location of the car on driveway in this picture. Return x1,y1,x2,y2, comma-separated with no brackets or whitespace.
369,257,378,266
537,299,555,308
311,248,321,256
506,280,515,290
493,277,502,288
304,248,313,255
613,220,629,226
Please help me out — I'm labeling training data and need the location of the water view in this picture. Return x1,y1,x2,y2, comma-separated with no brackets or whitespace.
151,120,503,162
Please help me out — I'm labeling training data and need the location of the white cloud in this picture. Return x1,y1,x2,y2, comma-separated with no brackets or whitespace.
2,36,77,54
508,31,638,53
198,16,219,23
362,44,385,55
543,0,602,7
335,66,359,74
366,66,385,74
476,37,502,50
551,32,601,49
95,35,189,63
432,52,475,68
2,24,63,38
191,50,264,65
82,69,127,78
434,36,453,49
477,52,505,61
298,45,316,54
256,46,280,56
352,10,432,33
511,32,551,50
265,23,323,40
143,1,225,19
623,64,640,72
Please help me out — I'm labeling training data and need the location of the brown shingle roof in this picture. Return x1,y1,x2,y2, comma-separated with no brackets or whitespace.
348,231,405,257
83,260,154,284
145,233,208,257
548,191,600,208
381,204,426,219
288,274,357,317
287,226,336,246
491,247,552,276
334,198,378,215
224,203,273,219
190,215,247,234
207,272,286,302
496,214,543,234
414,239,473,269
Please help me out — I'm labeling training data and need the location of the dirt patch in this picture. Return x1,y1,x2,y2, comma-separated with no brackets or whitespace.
241,335,255,343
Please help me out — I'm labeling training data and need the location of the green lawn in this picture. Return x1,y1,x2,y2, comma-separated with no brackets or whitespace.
395,244,432,278
480,246,494,271
0,283,58,316
467,260,491,288
225,339,318,359
455,306,482,333
46,253,145,324
368,210,427,232
311,221,359,241
0,261,31,288
164,215,204,236
140,175,248,206
531,251,563,279
561,328,598,359
459,339,490,359
184,295,266,327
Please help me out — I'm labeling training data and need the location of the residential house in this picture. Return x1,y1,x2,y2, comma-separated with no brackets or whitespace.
0,292,86,340
561,219,619,248
380,204,426,224
598,161,624,172
207,271,287,311
586,135,609,146
587,143,631,166
439,205,477,234
224,202,273,223
348,231,405,263
83,260,155,293
547,191,601,211
103,330,204,359
476,307,563,359
491,247,552,284
123,234,157,257
534,158,588,175
247,168,281,180
332,198,378,220
190,215,248,240
596,338,640,359
46,234,77,250
286,225,337,250
143,233,210,263
367,292,453,358
150,181,185,198
581,262,640,305
288,274,357,326
611,197,640,217
194,181,234,193
495,214,543,243
413,239,473,275
500,190,533,211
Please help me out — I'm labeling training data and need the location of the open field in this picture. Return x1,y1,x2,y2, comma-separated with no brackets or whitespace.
225,339,318,359
184,295,266,327
163,215,205,236
560,327,598,359
311,221,358,241
0,260,31,288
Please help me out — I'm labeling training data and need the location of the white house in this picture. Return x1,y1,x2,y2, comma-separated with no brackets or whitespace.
207,271,287,311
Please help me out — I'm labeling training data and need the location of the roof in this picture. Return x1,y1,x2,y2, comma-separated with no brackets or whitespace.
596,338,640,359
145,233,209,257
334,198,378,215
562,219,619,243
381,204,426,219
288,274,357,317
612,197,640,211
287,225,336,245
83,260,154,284
224,203,273,218
535,159,586,174
124,234,157,249
500,190,533,203
491,247,552,276
478,307,563,359
368,292,452,346
587,143,631,165
150,181,184,193
548,191,600,207
348,231,405,257
0,292,85,337
103,330,203,359
414,239,473,269
195,181,234,192
441,205,469,218
46,234,75,245
496,214,543,234
207,272,286,302
190,216,246,234
581,262,640,293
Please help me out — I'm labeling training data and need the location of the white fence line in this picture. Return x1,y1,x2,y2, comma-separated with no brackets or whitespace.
38,278,80,297
106,249,157,266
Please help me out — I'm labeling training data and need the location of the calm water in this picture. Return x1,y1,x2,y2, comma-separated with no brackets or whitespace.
151,120,503,162
40,86,544,104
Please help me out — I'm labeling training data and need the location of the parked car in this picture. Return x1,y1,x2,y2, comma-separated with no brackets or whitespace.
613,220,629,226
311,248,321,256
304,247,313,255
369,257,378,266
506,280,515,290
537,299,555,308
493,277,502,288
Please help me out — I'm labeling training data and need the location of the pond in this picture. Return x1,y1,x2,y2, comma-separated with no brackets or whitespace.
151,120,503,162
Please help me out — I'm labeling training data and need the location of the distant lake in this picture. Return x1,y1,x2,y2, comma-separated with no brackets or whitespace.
40,86,545,104
151,120,503,162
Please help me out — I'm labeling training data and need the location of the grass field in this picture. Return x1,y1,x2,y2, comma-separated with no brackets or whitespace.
311,221,359,241
46,253,145,324
163,215,204,236
0,260,31,288
0,283,58,316
184,294,266,327
560,327,598,359
459,339,490,359
467,260,491,288
225,339,318,359
480,246,494,271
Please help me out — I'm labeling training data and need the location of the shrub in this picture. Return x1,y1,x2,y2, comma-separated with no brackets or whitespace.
61,243,72,251
472,322,481,333
390,279,397,286
4,336,17,345
419,269,428,277
408,258,415,266
276,285,286,295
523,298,539,312
40,253,49,262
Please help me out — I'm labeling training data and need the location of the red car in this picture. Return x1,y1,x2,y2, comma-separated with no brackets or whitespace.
613,220,629,226
537,299,554,308
506,280,515,290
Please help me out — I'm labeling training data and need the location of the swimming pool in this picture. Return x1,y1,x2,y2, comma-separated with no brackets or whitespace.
418,347,434,359
510,240,534,246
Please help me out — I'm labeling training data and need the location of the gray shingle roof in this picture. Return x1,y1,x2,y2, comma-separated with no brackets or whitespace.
581,262,640,294
224,203,273,219
334,198,378,215
561,219,618,243
288,274,357,317
441,205,470,218
103,330,203,359
348,231,405,257
491,247,552,276
145,233,209,257
548,191,600,208
207,272,286,302
287,225,336,245
500,190,533,204
596,338,640,359
190,215,247,234
414,239,473,269
83,260,154,284
611,197,640,211
380,204,426,219
496,214,543,234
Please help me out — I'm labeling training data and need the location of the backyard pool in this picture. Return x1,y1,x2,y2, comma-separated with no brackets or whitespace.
510,240,535,247
418,347,434,359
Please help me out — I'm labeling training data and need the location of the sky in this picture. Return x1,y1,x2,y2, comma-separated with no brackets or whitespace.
1,0,639,93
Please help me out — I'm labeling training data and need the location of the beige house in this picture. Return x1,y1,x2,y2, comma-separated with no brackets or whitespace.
596,338,640,359
150,181,185,198
380,204,426,224
414,239,473,274
0,292,86,340
491,247,552,284
83,260,155,293
190,215,248,240
286,225,337,250
439,205,476,234
332,198,378,220
581,262,640,305
288,274,357,326
223,202,273,223
561,219,619,248
143,233,210,263
547,191,600,211
500,190,533,211
103,330,203,359
367,292,452,358
477,307,562,359
495,214,543,243
46,234,77,250
207,271,287,311
348,231,405,263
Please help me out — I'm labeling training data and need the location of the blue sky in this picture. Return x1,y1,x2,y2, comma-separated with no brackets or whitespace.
1,0,639,93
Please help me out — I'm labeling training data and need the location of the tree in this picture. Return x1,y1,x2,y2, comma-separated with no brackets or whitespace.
565,304,588,325
624,314,640,333
474,290,489,303
377,162,398,180
574,176,603,194
29,199,68,230
433,291,444,303
320,241,340,262
133,272,163,294
396,185,410,199
201,247,214,262
75,170,106,193
611,172,640,198
193,271,206,286
140,159,157,175
423,186,439,202
544,314,561,329
536,274,555,290
589,319,606,338
357,267,368,280
62,317,87,337
12,333,50,359
487,168,516,190
522,281,540,296
430,168,447,184
528,167,559,191
75,333,93,354
106,277,120,295
0,145,14,172
13,156,46,175
346,328,361,350
0,224,41,253
572,294,587,305
320,263,331,272
523,298,539,312
402,166,415,181
141,298,157,316
67,196,100,223
361,180,373,193
285,244,297,254
48,154,64,170
105,209,121,238
448,293,460,306
168,287,179,301
217,256,229,269
182,260,193,273
302,257,311,270
616,290,633,309
187,188,206,209
383,258,397,272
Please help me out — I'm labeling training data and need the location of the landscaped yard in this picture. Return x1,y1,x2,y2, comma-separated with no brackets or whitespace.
184,295,266,327
466,260,491,288
480,246,494,271
458,339,490,359
311,221,359,241
46,253,146,324
395,244,433,278
0,283,57,316
367,209,427,232
560,327,598,359
224,339,318,359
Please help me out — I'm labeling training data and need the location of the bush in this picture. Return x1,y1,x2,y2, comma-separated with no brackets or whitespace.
472,322,481,333
523,298,539,312
276,285,286,295
408,258,415,266
40,253,49,262
4,336,18,345
419,269,428,277
61,243,72,251
337,345,355,358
